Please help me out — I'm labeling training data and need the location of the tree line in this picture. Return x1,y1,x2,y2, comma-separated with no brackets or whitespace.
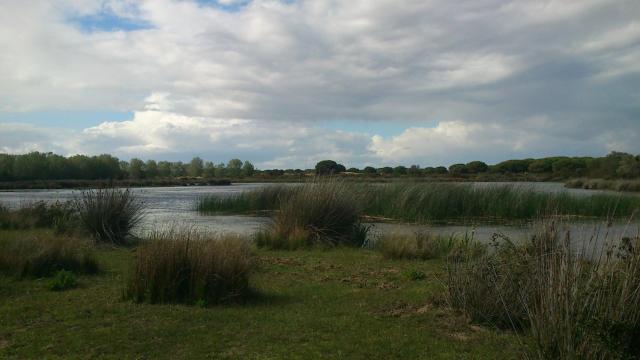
0,151,638,182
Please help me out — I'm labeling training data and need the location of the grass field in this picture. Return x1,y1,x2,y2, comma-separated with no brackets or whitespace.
0,229,520,359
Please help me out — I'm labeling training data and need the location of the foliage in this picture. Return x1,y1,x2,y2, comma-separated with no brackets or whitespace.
315,160,346,175
49,270,78,291
76,188,144,245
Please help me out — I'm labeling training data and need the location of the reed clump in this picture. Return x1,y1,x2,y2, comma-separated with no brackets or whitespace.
197,185,292,214
124,228,254,306
255,180,369,249
447,221,640,359
0,234,98,278
375,232,480,260
0,201,76,233
76,188,144,245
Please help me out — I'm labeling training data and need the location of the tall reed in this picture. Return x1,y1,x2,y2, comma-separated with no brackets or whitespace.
255,180,369,249
124,228,254,305
447,221,640,359
76,188,144,245
198,182,640,223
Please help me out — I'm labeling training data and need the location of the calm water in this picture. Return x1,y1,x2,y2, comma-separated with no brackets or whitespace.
0,182,637,241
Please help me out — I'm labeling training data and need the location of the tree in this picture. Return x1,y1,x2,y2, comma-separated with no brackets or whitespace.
617,156,640,178
466,161,488,174
315,160,346,175
145,160,158,178
378,167,393,175
214,163,227,177
157,161,171,177
129,158,145,179
241,161,255,176
227,159,243,177
363,166,377,175
407,165,421,176
188,157,204,177
393,166,407,175
448,163,468,176
171,161,186,177
203,161,216,177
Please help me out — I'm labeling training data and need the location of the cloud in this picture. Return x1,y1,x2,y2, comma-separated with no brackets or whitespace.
0,0,639,166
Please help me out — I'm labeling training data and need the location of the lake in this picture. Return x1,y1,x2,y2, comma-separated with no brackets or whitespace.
1,182,637,242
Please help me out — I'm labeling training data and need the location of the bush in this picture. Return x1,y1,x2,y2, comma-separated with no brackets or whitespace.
49,270,78,291
405,268,426,281
447,221,640,359
76,188,144,245
0,234,98,278
257,180,368,249
124,228,254,305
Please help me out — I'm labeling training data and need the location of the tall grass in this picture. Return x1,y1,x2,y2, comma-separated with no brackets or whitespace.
254,180,369,249
375,232,482,260
197,182,640,223
124,228,254,306
0,233,98,277
447,221,640,359
0,201,76,232
76,188,144,245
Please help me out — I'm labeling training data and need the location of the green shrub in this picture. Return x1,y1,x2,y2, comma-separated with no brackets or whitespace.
447,221,640,359
49,270,78,291
0,235,98,278
124,228,255,305
405,268,426,281
76,188,144,245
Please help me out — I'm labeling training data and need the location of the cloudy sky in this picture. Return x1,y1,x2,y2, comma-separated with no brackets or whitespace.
1,0,639,168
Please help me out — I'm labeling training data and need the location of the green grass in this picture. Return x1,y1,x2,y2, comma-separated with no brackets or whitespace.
198,182,640,223
0,228,520,359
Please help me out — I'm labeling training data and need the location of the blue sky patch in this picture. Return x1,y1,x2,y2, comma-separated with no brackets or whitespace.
0,110,134,129
69,11,152,33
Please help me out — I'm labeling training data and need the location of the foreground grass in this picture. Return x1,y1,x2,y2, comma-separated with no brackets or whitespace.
0,230,520,359
198,182,640,223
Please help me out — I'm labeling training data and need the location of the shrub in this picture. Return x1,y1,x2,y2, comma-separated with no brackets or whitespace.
76,188,144,245
124,228,254,305
49,270,78,291
0,235,98,278
447,221,640,359
258,180,368,249
405,268,426,281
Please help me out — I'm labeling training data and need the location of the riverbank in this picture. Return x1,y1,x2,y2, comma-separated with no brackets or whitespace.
0,178,231,190
565,178,640,192
0,228,519,359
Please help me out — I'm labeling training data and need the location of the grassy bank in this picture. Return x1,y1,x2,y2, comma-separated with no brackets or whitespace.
0,228,520,359
198,182,640,223
566,178,640,192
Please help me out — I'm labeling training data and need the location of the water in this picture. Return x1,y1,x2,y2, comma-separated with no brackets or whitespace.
0,182,637,241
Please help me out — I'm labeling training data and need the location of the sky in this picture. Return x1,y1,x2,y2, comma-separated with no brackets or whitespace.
0,0,639,169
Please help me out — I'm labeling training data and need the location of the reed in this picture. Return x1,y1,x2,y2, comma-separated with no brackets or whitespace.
197,182,640,223
76,188,144,245
124,228,254,306
375,232,478,260
447,221,640,359
254,180,369,249
0,233,98,277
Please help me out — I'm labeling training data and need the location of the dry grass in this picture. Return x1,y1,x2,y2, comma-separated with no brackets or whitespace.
0,233,98,277
447,220,640,359
375,232,480,260
124,228,255,306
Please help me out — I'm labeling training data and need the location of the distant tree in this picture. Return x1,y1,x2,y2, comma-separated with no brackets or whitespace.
0,154,14,181
466,161,488,174
393,166,407,175
203,161,216,177
315,160,346,175
528,159,554,173
378,167,393,175
617,156,640,178
363,166,377,175
129,158,145,179
214,163,227,177
171,161,186,177
434,166,448,174
407,165,421,176
492,159,534,174
448,163,468,176
347,167,360,173
157,161,171,177
241,161,255,176
145,160,158,178
188,157,204,177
